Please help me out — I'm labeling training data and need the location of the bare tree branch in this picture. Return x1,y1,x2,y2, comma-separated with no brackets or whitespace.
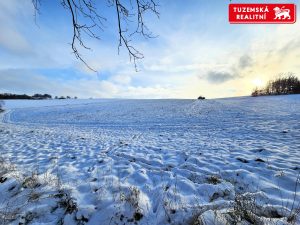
32,0,159,72
32,0,41,25
134,0,159,38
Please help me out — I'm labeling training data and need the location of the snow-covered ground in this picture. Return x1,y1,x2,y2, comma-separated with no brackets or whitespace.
0,95,299,224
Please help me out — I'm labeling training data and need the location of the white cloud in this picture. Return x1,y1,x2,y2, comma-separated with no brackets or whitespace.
110,74,132,85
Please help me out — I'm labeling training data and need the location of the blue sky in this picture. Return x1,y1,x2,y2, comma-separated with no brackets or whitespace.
0,0,299,99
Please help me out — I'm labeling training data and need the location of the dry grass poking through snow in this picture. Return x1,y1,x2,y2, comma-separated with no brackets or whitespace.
0,153,299,225
193,175,300,225
0,157,79,224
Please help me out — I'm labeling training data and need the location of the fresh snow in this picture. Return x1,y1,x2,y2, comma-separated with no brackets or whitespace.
0,95,299,224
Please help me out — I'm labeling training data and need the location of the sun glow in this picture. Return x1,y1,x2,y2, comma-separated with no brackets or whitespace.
252,78,265,88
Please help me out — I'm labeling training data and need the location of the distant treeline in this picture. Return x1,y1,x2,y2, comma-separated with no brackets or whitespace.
0,93,78,100
252,74,300,97
0,93,52,99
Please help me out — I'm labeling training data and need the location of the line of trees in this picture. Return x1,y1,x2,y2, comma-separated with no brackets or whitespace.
0,93,52,100
0,93,78,100
252,73,300,97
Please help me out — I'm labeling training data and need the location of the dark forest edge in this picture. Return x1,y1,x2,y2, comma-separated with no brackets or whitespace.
0,93,77,100
251,73,300,97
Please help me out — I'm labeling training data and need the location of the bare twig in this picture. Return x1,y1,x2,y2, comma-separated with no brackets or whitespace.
32,0,160,72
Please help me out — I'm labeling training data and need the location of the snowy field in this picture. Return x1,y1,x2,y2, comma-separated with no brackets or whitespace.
0,95,299,224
